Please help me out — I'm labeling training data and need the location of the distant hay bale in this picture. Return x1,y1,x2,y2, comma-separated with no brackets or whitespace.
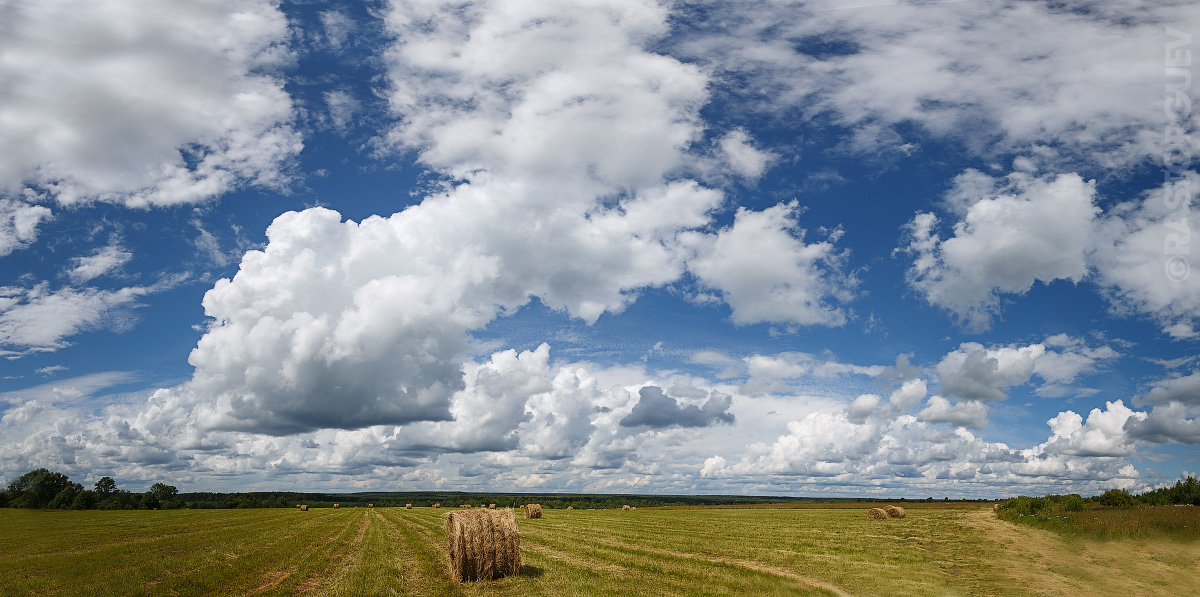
523,504,543,519
867,507,887,519
460,504,472,509
300,505,309,511
631,507,637,510
883,505,906,518
489,504,496,509
622,505,630,511
406,504,413,509
566,506,574,510
444,508,521,582
368,504,374,508
433,503,441,508
333,504,339,509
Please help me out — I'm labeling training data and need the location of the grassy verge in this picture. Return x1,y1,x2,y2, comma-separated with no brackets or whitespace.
996,503,1200,539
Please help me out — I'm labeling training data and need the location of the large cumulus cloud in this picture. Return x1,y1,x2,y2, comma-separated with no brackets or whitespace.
0,0,301,207
167,0,857,435
0,346,741,491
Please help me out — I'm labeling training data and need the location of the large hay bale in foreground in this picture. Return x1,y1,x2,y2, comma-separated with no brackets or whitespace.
883,505,906,518
523,504,543,519
444,509,521,582
622,505,630,511
867,507,888,519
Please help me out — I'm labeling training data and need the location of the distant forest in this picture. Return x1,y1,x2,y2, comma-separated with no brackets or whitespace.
4,467,1195,511
2,467,999,510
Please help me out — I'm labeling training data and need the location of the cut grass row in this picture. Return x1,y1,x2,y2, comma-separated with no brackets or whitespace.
2,504,1198,595
0,508,367,596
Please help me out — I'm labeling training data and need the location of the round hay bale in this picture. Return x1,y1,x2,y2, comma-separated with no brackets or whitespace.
460,504,471,509
489,503,496,509
622,505,630,511
368,503,374,508
867,507,887,519
523,504,543,519
333,503,339,509
566,506,574,510
444,508,521,582
300,505,309,511
433,503,441,508
406,504,413,509
883,505,906,518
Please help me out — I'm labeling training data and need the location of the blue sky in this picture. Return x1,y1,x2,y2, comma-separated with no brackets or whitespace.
2,0,1199,498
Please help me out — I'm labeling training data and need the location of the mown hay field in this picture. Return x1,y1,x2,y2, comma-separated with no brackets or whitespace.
1,504,1198,596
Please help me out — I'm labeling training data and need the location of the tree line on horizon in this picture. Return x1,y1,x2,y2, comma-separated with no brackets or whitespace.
0,468,180,510
999,475,1200,516
4,467,1195,511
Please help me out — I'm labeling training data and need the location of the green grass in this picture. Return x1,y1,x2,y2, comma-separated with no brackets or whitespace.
1,504,1197,596
997,504,1200,539
0,508,364,596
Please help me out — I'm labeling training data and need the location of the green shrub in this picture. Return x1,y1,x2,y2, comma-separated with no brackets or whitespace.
1098,488,1134,508
1059,494,1085,512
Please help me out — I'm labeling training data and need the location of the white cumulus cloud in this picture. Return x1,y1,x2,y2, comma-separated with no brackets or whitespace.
0,0,301,206
685,201,856,327
1093,172,1200,336
902,171,1099,331
917,396,989,429
936,337,1117,402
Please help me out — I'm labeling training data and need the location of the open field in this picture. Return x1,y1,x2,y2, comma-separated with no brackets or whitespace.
1,504,1198,596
